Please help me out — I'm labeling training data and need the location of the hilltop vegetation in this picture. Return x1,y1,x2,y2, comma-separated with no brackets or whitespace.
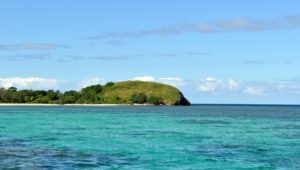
0,81,190,105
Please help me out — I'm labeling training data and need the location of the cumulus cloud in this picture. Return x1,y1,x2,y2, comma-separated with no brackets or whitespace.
0,43,68,51
247,79,300,95
0,77,63,89
243,86,266,95
195,78,300,95
84,15,300,39
131,76,156,82
228,79,240,90
196,78,300,96
78,77,106,89
159,77,186,88
130,76,186,88
131,76,300,96
130,76,238,93
197,77,223,92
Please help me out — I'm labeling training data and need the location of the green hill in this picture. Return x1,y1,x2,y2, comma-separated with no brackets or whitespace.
100,81,190,105
0,81,190,105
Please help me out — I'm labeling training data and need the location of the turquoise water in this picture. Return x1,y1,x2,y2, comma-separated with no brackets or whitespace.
1,105,300,169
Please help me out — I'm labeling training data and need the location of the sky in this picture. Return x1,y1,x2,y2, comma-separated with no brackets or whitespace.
1,0,300,104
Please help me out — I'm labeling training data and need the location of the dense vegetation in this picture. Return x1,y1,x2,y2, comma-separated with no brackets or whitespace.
0,81,190,105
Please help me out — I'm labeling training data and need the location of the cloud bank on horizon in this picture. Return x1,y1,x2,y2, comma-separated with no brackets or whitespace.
131,76,300,96
2,76,300,100
0,77,62,89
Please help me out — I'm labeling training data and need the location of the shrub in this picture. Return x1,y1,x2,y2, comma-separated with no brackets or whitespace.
104,82,115,88
34,96,50,103
81,84,103,94
130,93,147,104
147,96,163,105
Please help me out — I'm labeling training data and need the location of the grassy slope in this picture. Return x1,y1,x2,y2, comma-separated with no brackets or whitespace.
101,81,187,105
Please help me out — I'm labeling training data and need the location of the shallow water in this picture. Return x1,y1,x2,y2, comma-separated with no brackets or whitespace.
1,105,300,169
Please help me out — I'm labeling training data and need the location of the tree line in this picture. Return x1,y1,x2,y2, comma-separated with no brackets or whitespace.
0,82,163,105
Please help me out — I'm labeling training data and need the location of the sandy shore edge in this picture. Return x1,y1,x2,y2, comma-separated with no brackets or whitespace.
0,103,152,106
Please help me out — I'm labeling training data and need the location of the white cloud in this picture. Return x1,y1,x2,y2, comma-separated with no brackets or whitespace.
228,79,240,90
159,77,186,88
131,76,186,88
128,76,300,97
197,77,223,92
273,80,300,93
159,77,181,81
79,77,106,89
242,80,300,95
131,76,155,82
0,77,63,89
243,86,266,95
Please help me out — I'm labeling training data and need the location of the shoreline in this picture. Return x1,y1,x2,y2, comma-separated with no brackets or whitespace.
0,103,152,107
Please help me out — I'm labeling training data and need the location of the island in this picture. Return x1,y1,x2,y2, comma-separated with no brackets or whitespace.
0,81,190,106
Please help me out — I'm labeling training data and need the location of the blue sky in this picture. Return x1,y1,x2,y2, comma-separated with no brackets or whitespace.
1,0,300,104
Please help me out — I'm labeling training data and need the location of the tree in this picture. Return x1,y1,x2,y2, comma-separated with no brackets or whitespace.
79,85,103,103
47,90,60,100
81,84,103,94
19,90,35,103
147,96,163,105
33,90,47,97
130,93,147,104
104,82,114,88
8,87,17,91
34,96,50,103
102,95,121,104
60,90,79,104
0,88,7,102
6,87,19,103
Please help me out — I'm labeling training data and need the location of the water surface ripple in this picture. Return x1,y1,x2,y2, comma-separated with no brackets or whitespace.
0,105,300,169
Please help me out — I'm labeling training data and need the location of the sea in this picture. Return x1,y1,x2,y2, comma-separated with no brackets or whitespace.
1,105,300,169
